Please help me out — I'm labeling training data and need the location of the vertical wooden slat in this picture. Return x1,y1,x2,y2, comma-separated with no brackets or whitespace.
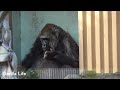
103,11,109,73
112,11,117,73
86,11,92,70
83,11,87,70
100,11,104,73
79,11,119,73
91,11,96,71
116,12,120,72
95,11,101,73
78,11,84,73
108,11,113,73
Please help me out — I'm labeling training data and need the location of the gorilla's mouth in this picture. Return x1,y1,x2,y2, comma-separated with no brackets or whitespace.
50,48,55,52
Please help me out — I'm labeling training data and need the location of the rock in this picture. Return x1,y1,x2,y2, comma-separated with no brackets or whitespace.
64,74,86,79
96,72,120,79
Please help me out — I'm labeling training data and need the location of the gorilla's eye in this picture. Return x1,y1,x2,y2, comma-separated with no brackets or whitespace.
40,37,50,51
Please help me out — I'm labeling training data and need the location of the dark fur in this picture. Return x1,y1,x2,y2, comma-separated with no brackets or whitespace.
22,24,79,70
21,37,44,69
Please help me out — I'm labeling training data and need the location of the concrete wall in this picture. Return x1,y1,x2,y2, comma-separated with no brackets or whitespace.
12,11,21,63
13,11,78,62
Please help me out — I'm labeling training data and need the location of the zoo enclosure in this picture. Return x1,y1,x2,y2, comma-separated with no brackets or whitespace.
78,11,120,73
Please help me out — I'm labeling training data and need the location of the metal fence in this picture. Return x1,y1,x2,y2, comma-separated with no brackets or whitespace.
36,68,79,79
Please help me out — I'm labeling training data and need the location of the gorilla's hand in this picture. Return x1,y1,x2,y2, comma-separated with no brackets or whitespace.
44,51,56,60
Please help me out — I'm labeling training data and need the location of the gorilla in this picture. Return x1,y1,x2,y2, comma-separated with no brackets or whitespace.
21,24,79,78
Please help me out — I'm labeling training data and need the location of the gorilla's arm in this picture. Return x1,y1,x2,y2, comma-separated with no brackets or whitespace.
44,51,79,68
21,37,44,70
54,53,78,68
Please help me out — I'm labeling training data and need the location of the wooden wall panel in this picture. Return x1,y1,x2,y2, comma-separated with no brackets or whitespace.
78,11,120,73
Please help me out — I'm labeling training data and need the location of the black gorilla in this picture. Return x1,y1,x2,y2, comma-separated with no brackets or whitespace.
21,24,79,71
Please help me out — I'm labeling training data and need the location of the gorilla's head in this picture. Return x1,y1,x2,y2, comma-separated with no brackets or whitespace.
22,23,79,70
39,24,65,52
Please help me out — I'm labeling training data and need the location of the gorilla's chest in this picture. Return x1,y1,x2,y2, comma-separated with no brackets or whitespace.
32,58,61,69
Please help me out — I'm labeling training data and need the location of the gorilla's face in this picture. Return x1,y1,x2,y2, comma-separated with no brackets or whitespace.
39,24,60,52
40,37,50,52
40,31,59,52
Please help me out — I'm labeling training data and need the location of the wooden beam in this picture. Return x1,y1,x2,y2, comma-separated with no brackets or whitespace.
86,11,92,70
78,11,84,73
103,11,109,73
108,11,113,73
91,11,96,71
95,11,101,73
83,11,87,70
112,11,118,73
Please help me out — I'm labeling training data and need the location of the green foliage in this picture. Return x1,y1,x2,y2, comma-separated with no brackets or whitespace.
85,70,97,79
19,69,39,79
